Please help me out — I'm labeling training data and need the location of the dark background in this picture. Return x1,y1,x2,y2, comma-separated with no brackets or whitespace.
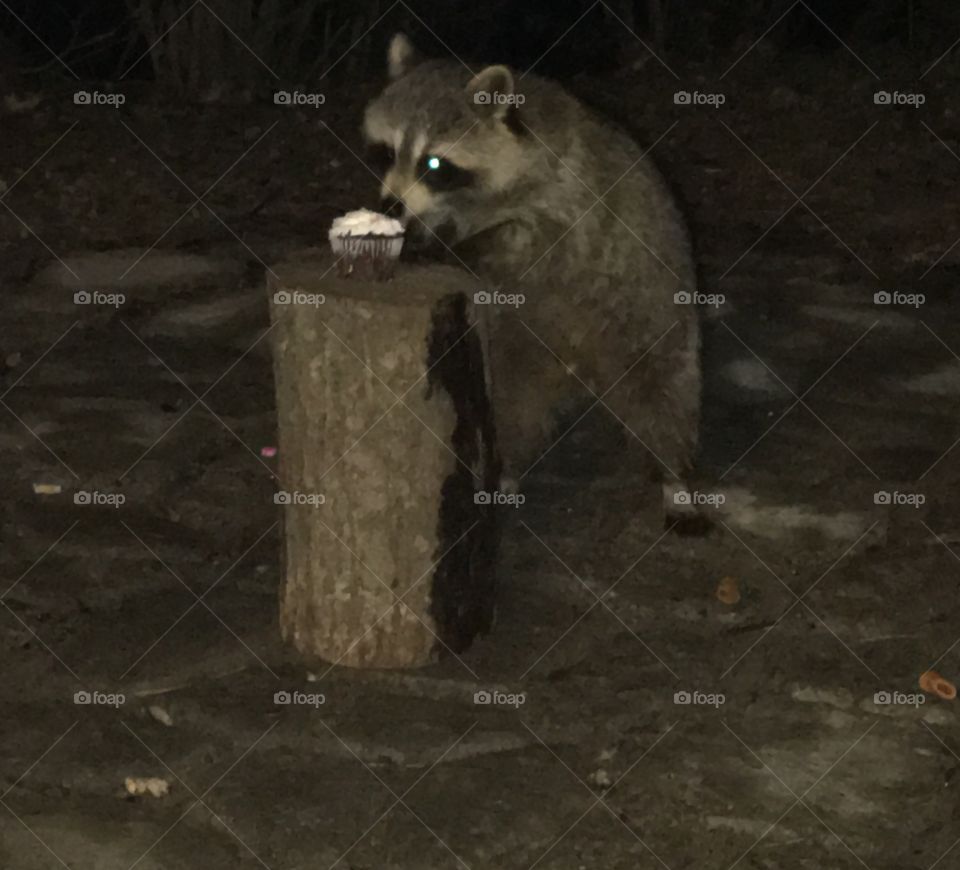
0,0,950,84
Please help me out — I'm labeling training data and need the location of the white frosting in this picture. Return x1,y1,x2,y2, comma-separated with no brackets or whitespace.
329,208,404,239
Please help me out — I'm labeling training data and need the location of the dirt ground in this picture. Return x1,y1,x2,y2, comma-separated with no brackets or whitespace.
2,23,960,870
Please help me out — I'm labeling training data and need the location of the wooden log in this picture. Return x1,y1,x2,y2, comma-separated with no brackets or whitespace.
268,250,500,668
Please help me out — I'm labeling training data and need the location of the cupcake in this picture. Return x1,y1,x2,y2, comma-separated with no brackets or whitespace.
328,209,405,280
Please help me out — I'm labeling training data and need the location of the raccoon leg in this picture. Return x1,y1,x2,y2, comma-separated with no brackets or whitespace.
490,374,561,493
602,317,706,534
485,321,567,493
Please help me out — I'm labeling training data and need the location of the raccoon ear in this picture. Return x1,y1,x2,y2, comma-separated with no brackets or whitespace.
466,65,517,121
388,33,421,80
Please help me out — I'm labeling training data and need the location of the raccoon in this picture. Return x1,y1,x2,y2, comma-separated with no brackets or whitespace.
364,34,702,527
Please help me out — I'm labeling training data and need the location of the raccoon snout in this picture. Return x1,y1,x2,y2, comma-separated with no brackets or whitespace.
380,195,406,220
400,218,436,257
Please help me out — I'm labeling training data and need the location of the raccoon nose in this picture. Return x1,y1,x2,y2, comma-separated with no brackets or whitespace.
381,195,404,218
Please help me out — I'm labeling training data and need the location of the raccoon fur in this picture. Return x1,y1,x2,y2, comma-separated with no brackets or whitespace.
364,34,702,527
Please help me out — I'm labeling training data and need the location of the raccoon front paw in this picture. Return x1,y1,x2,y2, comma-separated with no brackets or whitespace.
498,474,521,497
662,480,713,537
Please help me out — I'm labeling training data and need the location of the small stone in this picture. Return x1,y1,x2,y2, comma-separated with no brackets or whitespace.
147,705,174,726
32,482,62,495
591,768,612,788
124,776,170,798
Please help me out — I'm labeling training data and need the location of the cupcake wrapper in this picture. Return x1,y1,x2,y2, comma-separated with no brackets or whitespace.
329,233,404,280
329,234,404,260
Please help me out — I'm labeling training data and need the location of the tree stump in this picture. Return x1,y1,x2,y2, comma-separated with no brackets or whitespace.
268,250,500,668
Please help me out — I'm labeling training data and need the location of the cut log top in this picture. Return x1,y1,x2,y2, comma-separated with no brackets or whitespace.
268,248,478,307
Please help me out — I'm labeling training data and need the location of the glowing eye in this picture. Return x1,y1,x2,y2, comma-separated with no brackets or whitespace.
418,154,475,191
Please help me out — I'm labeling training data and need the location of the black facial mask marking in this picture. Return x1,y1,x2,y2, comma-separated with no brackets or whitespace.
417,154,476,192
366,142,396,178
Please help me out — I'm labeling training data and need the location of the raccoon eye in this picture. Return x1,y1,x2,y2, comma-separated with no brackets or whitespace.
418,154,475,192
367,142,396,176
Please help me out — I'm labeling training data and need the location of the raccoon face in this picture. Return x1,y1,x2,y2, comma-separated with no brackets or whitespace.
363,34,533,249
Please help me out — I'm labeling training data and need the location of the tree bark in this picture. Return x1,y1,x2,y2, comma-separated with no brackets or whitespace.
268,251,500,668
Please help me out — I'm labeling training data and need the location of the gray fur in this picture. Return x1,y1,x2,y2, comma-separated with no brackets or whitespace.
365,36,701,510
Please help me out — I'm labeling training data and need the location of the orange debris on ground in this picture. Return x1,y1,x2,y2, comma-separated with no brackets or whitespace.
716,576,740,605
919,670,957,700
